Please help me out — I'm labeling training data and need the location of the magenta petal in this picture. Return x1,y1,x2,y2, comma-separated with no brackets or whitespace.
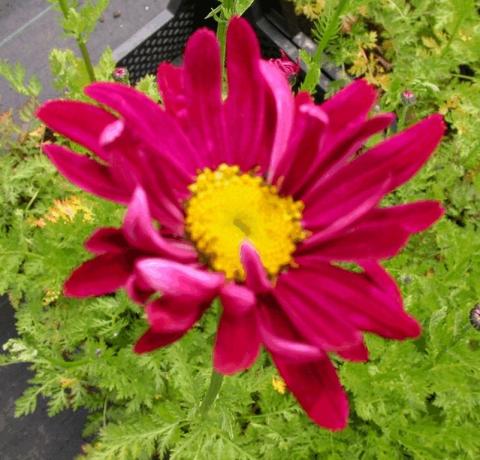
361,200,444,233
273,99,328,191
123,188,195,261
214,308,261,374
125,274,154,305
85,227,126,254
219,283,256,316
258,301,324,363
336,339,369,362
301,115,443,209
359,261,421,339
37,100,116,161
157,62,186,117
136,258,224,302
275,275,362,353
85,82,198,174
271,354,349,430
320,79,376,132
183,28,227,166
301,222,410,260
339,114,444,195
43,144,130,203
260,324,324,362
303,178,390,247
260,60,295,179
240,242,272,294
225,17,267,170
290,261,421,339
147,297,206,334
300,114,395,201
303,172,391,234
300,114,395,197
64,253,131,298
134,327,184,354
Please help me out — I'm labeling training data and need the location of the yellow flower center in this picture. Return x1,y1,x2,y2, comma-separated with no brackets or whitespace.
185,164,306,281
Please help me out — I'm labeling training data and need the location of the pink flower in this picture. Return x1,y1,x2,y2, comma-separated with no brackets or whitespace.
112,67,129,82
37,18,444,430
401,90,416,105
269,50,300,81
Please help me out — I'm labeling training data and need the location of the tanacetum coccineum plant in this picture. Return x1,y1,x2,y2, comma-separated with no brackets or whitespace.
37,17,444,430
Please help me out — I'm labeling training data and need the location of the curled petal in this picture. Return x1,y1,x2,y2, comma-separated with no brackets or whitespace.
302,115,444,208
219,283,256,316
240,242,272,294
123,188,195,261
136,258,224,302
258,301,324,363
125,274,153,305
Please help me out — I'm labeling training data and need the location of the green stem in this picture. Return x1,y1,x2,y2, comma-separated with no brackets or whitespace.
301,0,349,94
57,0,69,16
78,40,96,83
216,0,234,86
0,251,43,259
198,370,224,417
57,0,96,83
398,104,409,131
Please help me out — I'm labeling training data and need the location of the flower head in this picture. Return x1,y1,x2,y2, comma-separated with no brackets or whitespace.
112,67,129,83
269,50,300,82
401,89,416,105
37,18,444,430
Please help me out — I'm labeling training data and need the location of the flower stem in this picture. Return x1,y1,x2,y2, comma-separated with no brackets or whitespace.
77,40,96,83
301,0,349,94
57,0,96,83
216,0,234,85
198,369,224,417
398,104,409,131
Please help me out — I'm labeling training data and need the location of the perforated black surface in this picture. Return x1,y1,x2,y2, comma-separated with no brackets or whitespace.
117,1,199,82
116,0,287,83
115,0,336,96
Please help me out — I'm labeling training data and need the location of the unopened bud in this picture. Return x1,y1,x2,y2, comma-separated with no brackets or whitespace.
401,90,416,105
469,304,480,330
269,50,300,83
112,67,129,83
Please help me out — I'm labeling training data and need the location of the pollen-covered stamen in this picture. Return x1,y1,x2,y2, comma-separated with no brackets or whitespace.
185,164,306,281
